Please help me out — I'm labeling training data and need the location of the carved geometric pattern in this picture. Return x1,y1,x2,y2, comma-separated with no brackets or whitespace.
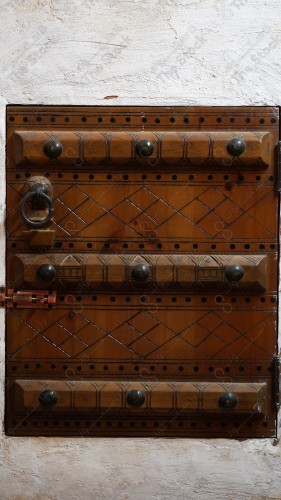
15,379,268,414
7,181,278,242
13,253,268,291
6,106,279,438
13,130,270,168
7,308,275,361
61,184,275,241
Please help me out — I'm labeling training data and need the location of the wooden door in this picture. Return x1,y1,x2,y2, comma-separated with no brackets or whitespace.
5,106,279,437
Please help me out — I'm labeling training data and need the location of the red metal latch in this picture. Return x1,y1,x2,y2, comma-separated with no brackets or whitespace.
0,289,56,308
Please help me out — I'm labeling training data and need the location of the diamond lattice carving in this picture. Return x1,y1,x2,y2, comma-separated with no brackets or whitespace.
7,308,275,361
7,180,278,241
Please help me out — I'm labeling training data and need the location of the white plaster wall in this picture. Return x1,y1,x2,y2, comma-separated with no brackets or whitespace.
0,1,281,499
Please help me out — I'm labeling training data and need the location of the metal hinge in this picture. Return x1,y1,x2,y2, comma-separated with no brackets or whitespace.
277,142,281,191
0,289,56,308
274,356,280,409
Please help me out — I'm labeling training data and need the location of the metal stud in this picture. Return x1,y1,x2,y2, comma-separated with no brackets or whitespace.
227,138,246,156
132,264,150,281
136,139,154,158
127,390,145,407
218,391,238,410
225,265,245,283
39,389,58,409
44,140,63,159
37,264,56,282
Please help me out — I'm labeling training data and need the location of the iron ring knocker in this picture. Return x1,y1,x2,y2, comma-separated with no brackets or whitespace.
19,183,54,228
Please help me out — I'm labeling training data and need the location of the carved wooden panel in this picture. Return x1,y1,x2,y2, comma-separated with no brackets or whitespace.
11,253,270,291
5,106,279,438
6,177,278,245
6,305,276,362
14,380,268,414
12,130,270,169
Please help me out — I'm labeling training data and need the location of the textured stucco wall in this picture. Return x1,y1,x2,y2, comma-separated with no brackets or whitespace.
0,1,281,499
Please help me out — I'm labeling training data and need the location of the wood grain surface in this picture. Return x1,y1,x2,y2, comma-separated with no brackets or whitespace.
5,105,279,437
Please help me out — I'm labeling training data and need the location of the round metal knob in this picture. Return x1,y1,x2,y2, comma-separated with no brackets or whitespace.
227,138,246,156
127,389,145,407
44,140,63,159
225,264,244,283
218,391,238,410
136,139,154,158
37,264,56,282
39,389,58,409
132,263,150,281
19,183,54,228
